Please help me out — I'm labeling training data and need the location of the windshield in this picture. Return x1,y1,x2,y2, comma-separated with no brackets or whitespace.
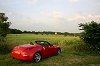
35,41,52,46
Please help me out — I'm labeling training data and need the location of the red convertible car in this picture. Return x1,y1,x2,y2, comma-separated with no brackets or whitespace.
11,41,61,63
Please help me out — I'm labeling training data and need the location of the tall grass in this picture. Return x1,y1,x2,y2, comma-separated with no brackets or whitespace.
6,34,81,50
2,34,98,53
6,34,94,51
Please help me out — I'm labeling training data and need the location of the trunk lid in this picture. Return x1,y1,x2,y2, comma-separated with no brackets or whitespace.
13,44,34,51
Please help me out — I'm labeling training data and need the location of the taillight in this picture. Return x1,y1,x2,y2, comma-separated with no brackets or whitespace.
14,51,20,54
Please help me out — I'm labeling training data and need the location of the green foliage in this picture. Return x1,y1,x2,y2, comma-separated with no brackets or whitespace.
79,21,100,50
0,13,8,22
0,42,10,54
0,13,11,54
10,29,22,34
0,13,11,40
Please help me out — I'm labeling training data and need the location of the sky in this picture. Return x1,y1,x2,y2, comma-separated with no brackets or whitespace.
0,0,100,33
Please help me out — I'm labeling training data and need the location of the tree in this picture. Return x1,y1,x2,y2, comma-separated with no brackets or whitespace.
79,21,100,50
10,29,22,34
0,13,11,40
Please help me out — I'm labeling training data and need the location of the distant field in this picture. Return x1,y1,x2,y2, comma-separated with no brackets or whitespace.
0,34,100,66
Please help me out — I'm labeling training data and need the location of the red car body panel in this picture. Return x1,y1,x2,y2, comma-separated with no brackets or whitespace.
11,42,60,61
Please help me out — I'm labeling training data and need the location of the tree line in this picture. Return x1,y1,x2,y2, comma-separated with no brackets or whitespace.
9,28,80,36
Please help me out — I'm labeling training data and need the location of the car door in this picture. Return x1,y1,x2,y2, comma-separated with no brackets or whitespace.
49,45,57,56
41,42,53,57
44,42,56,57
39,41,56,58
43,46,50,57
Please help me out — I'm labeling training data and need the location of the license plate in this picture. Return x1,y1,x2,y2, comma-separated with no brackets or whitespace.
14,51,20,54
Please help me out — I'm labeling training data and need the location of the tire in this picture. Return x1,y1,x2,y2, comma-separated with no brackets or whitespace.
57,49,61,55
33,53,41,63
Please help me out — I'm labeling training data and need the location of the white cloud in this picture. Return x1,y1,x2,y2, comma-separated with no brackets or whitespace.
38,10,100,24
51,10,63,18
0,0,38,5
25,0,38,5
96,3,100,7
39,10,64,23
68,0,79,3
40,10,63,18
66,14,100,23
67,15,83,21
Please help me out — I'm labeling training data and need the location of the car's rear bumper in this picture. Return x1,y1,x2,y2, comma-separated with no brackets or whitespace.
11,52,32,61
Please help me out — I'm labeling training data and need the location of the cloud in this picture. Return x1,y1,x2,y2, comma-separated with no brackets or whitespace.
39,10,100,24
66,14,100,23
96,3,100,7
66,15,83,21
0,0,38,6
40,10,63,17
24,0,38,5
39,10,63,24
51,10,63,18
67,0,79,3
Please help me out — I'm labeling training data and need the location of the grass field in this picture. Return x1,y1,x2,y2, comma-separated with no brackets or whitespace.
0,34,100,66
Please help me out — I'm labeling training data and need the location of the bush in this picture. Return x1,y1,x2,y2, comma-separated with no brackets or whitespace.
0,42,11,54
79,21,100,50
